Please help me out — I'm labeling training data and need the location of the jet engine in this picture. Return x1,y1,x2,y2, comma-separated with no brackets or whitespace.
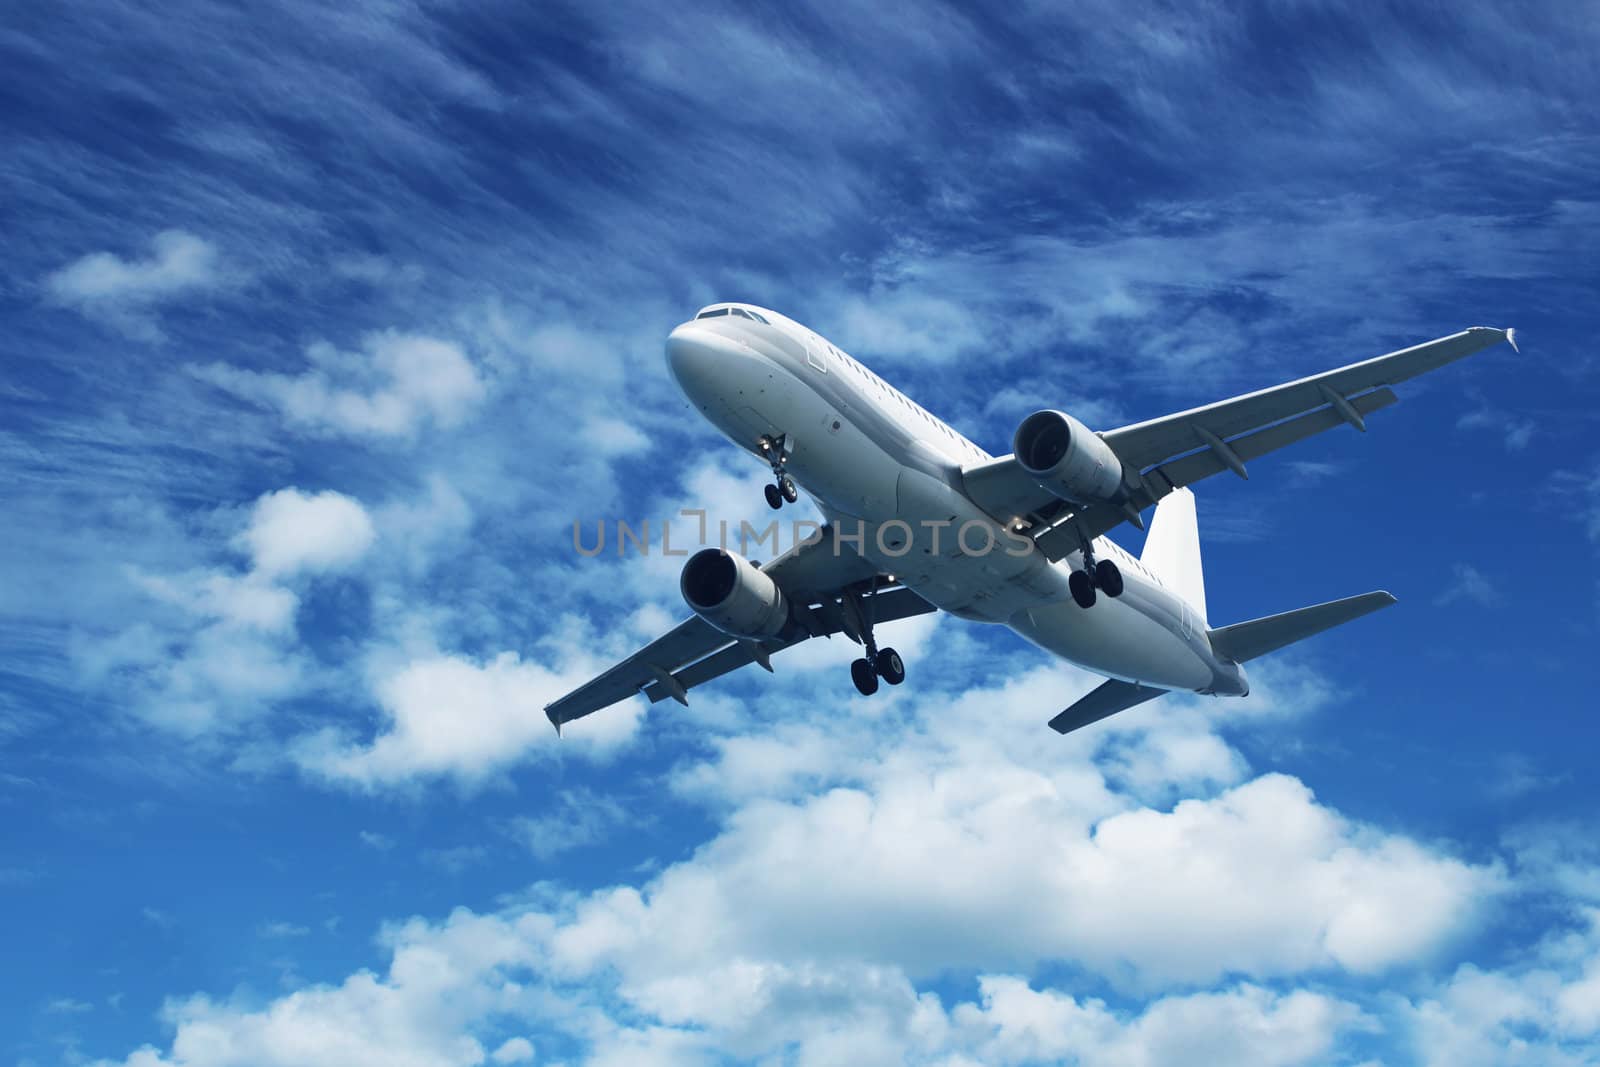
679,548,789,639
1013,409,1125,505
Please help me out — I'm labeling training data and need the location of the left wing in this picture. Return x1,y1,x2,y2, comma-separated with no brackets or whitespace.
965,326,1516,558
544,534,935,732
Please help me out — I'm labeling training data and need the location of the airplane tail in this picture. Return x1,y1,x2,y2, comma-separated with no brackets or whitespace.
1140,488,1206,619
1206,591,1397,664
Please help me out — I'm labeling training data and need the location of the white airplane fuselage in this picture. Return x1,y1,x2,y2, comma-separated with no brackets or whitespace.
666,304,1249,698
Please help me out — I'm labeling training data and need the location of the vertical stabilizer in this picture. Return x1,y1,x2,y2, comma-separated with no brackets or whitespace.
1140,488,1206,619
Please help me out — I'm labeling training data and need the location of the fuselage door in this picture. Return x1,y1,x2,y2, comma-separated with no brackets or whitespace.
806,332,828,372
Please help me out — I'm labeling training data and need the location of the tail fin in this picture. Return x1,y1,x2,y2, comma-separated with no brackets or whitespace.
1140,488,1206,619
1207,591,1397,663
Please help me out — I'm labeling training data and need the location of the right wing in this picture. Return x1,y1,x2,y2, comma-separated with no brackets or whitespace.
544,534,936,732
965,326,1516,559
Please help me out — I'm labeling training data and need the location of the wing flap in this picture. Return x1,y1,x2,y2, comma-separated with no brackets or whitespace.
1104,327,1510,471
1047,678,1168,735
544,616,731,730
1146,386,1399,491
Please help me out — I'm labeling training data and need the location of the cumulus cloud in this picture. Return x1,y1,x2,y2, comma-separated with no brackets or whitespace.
553,771,1498,991
197,331,486,438
488,1037,533,1063
44,229,222,339
952,977,1371,1067
92,902,1378,1067
1399,910,1600,1067
100,910,530,1067
77,487,376,735
239,488,376,577
293,651,642,789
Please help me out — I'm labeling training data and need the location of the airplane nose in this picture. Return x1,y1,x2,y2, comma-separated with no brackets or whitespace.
665,323,728,397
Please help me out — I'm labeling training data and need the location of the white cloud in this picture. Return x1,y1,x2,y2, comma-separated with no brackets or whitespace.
99,910,532,1067
293,651,642,790
131,569,300,634
198,331,486,438
489,1037,533,1063
554,769,1497,991
47,997,95,1014
1435,563,1499,608
508,788,632,859
259,921,310,939
834,289,987,366
580,416,652,458
76,487,378,736
359,830,395,852
952,977,1370,1067
239,488,376,577
1457,405,1536,451
93,902,1376,1067
45,229,221,339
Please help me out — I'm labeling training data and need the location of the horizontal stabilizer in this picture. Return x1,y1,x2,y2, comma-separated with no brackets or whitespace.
1207,591,1397,664
1048,678,1168,735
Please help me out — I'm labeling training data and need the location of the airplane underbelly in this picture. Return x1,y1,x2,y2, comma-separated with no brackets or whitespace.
849,466,1071,622
1011,587,1215,691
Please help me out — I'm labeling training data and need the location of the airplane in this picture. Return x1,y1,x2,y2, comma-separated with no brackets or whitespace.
546,303,1517,736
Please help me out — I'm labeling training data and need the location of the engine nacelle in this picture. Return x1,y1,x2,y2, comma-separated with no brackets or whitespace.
1013,409,1125,505
679,548,789,639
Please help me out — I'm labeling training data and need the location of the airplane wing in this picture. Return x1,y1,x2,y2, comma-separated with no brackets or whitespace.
965,326,1516,559
544,533,936,732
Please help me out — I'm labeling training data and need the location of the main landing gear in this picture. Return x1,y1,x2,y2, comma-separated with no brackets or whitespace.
758,434,799,510
843,581,906,696
1068,543,1125,610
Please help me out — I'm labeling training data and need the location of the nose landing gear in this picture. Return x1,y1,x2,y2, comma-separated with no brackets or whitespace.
758,434,799,509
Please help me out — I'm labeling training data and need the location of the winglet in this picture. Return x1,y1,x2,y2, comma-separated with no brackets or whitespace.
1469,325,1518,353
545,706,562,737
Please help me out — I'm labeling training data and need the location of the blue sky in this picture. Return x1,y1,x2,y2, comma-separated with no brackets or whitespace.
2,1,1598,1063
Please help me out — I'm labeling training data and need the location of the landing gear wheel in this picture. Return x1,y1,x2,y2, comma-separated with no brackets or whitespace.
851,657,880,696
780,475,798,503
1069,568,1097,609
1094,559,1124,598
876,648,905,685
764,483,783,510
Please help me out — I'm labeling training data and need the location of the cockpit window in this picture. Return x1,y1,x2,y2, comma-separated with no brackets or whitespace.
746,310,769,324
730,307,752,319
696,308,731,319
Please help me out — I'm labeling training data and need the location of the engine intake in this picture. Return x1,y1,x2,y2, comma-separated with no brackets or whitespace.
1014,409,1125,505
680,548,788,639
